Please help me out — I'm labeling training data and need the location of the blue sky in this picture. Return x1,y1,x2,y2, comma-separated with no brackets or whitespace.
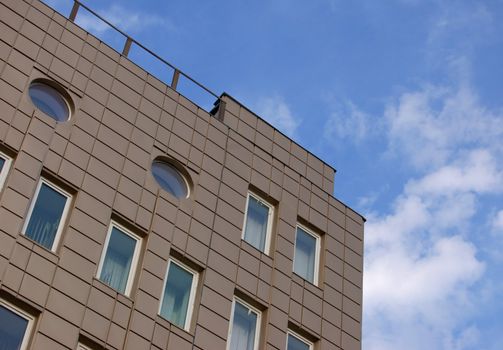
45,1,503,349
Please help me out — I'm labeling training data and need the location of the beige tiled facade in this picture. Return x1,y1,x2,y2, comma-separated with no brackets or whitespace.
0,0,364,349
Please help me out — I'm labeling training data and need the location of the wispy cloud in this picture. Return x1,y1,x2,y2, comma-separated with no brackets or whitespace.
363,78,503,349
255,96,301,138
491,210,503,234
323,99,378,144
384,84,503,169
75,4,174,35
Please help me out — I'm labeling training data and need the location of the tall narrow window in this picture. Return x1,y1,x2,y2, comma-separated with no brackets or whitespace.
0,151,12,192
242,192,273,254
287,331,313,350
227,298,261,350
0,300,34,350
159,259,198,330
293,225,321,285
97,222,141,295
22,179,72,251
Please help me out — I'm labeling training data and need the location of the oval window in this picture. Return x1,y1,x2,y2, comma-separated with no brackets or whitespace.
151,160,190,199
29,81,71,122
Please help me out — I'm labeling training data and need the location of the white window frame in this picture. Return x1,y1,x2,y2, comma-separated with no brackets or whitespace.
0,299,35,350
242,192,274,254
286,330,314,350
158,258,199,331
76,343,92,350
0,151,12,192
294,224,321,286
21,178,72,251
96,221,141,296
226,297,262,350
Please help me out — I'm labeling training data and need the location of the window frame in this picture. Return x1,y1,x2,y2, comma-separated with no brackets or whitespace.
28,80,72,122
286,330,314,350
226,297,262,350
21,178,72,251
96,221,141,296
241,191,274,255
0,299,35,350
151,159,191,199
0,151,12,192
293,224,321,286
76,343,92,350
158,258,199,331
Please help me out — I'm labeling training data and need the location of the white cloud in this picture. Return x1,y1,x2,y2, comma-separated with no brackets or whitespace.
405,149,503,197
491,210,503,234
384,84,503,169
363,79,503,350
75,4,174,35
256,96,300,138
323,99,376,143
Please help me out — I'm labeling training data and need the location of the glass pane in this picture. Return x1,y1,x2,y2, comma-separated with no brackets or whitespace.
99,227,137,294
0,157,4,172
0,305,29,350
25,183,67,250
294,227,317,283
29,83,70,122
160,262,194,328
151,161,188,199
243,196,269,252
229,302,258,350
288,334,310,350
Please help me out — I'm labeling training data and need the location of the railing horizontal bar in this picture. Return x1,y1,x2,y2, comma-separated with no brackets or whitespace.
71,1,222,106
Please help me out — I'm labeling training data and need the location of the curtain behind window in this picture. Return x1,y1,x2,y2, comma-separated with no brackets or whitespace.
229,302,257,350
99,227,136,294
160,262,193,328
244,196,269,251
0,305,28,350
25,183,67,249
294,228,316,283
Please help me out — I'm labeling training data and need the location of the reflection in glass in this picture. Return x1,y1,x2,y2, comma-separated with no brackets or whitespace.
243,196,270,252
294,227,317,283
287,334,310,350
29,83,70,122
229,301,258,350
151,161,188,199
0,305,29,350
99,227,137,294
25,183,68,250
160,262,194,328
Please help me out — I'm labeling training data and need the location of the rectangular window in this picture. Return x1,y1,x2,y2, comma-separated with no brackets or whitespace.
226,298,261,350
97,222,141,296
293,225,321,285
0,300,34,350
22,179,72,251
0,151,12,192
242,192,273,254
159,259,198,330
287,331,313,350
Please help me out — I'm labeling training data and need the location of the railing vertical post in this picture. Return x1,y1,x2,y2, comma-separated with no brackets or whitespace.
122,37,133,57
171,69,180,90
69,1,80,22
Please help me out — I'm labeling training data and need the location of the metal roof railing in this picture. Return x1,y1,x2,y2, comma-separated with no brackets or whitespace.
68,0,226,119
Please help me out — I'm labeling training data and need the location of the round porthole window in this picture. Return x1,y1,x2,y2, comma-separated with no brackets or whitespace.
151,159,190,199
29,80,71,122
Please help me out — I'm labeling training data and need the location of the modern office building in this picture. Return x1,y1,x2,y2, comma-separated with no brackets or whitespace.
0,0,364,349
